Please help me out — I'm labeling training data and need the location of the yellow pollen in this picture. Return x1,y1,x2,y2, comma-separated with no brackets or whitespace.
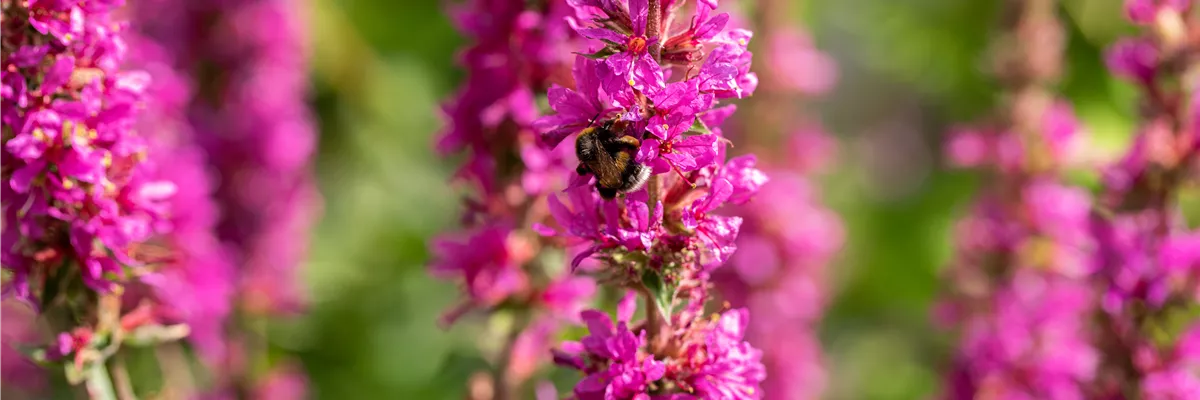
63,33,73,41
32,128,46,141
737,38,747,46
62,179,74,189
75,125,90,145
102,153,112,168
102,180,116,195
660,124,668,132
628,78,636,86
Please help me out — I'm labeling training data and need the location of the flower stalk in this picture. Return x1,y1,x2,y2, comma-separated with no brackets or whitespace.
535,0,771,397
1089,1,1200,396
432,1,598,398
938,0,1101,397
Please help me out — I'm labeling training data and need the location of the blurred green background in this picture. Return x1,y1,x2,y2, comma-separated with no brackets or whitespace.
292,0,1138,398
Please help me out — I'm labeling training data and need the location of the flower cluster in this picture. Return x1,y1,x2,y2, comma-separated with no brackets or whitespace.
1089,1,1200,396
531,0,770,397
554,294,765,399
187,0,319,316
0,0,206,389
178,0,318,395
937,0,1102,397
2,0,172,303
716,150,841,400
122,11,237,366
713,17,843,399
432,0,599,396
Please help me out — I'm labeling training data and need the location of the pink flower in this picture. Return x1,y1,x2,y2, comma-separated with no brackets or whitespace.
431,224,530,306
1,301,45,393
681,309,767,400
555,309,667,400
535,56,620,149
1124,0,1190,25
767,29,837,96
1106,38,1158,84
3,0,172,300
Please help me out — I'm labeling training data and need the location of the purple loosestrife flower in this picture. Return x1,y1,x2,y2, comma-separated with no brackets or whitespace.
1087,3,1200,395
442,0,580,197
666,307,767,400
431,224,532,308
570,0,662,92
125,31,235,366
717,150,843,400
765,29,836,96
939,164,1099,399
554,299,766,399
697,30,757,100
948,273,1098,399
1,301,45,394
435,0,603,396
252,363,309,400
937,1,1103,397
707,27,845,400
1141,325,1200,399
2,0,172,302
129,0,318,396
1124,0,1190,25
539,0,773,397
510,276,597,382
537,56,619,149
1106,38,1159,85
187,0,319,315
555,308,667,400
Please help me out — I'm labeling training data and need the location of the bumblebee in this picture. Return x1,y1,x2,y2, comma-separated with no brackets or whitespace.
575,121,651,199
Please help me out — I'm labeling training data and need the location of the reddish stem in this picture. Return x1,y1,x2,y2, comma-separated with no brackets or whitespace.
647,0,663,62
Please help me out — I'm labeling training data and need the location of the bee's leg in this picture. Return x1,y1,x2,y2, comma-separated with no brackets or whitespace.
576,163,590,175
614,135,641,150
596,186,618,199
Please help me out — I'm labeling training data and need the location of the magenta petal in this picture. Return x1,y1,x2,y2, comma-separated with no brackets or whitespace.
638,139,661,161
10,161,46,193
40,55,75,95
547,85,596,121
577,27,627,44
629,0,649,36
699,178,733,213
668,134,718,171
548,194,575,228
694,13,729,41
650,158,670,174
566,172,594,190
571,246,599,270
617,290,637,323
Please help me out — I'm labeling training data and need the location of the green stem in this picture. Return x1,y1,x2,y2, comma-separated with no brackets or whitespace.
110,354,138,400
85,363,118,400
637,286,669,355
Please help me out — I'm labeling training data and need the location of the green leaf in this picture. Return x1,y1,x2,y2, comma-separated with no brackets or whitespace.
639,269,673,317
64,361,86,385
13,343,49,365
40,260,72,310
84,362,117,400
575,46,618,60
687,117,712,135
